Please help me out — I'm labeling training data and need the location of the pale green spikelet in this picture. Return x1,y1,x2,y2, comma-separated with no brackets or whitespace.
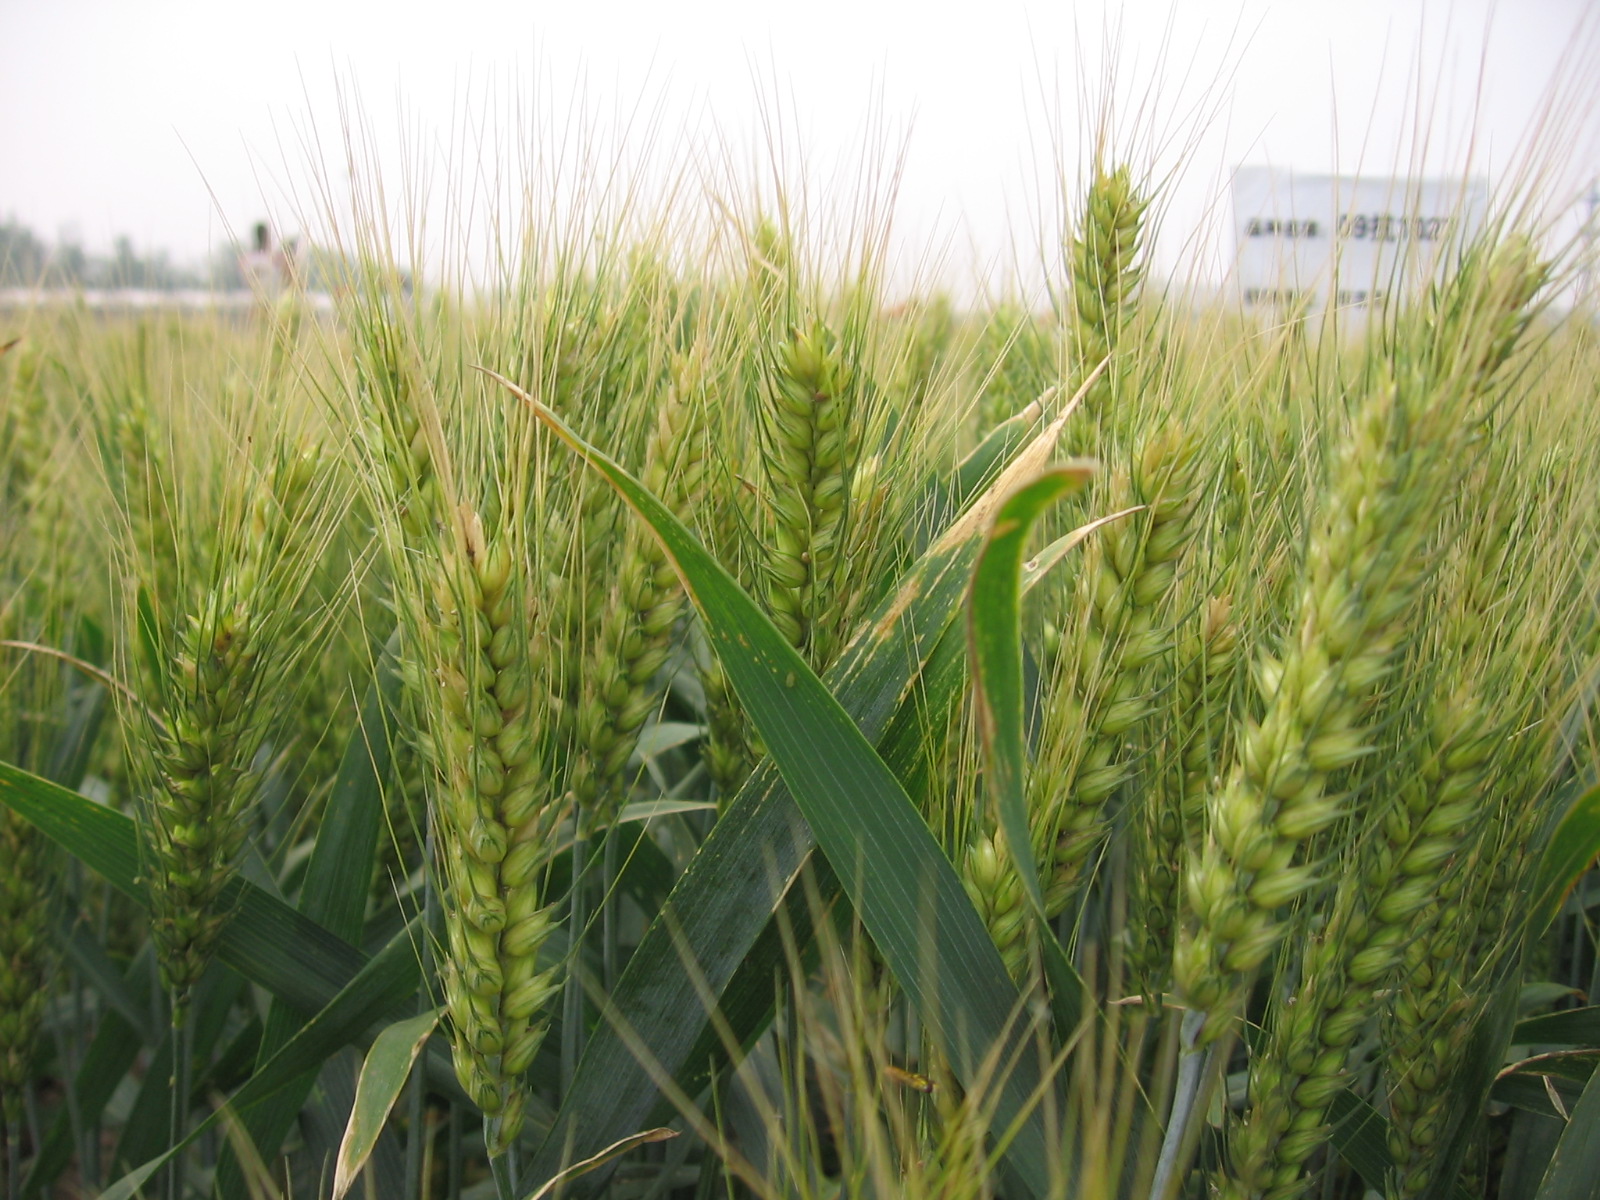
1173,380,1433,1043
1372,442,1571,1199
1381,698,1557,1197
1380,807,1521,1200
961,830,1031,981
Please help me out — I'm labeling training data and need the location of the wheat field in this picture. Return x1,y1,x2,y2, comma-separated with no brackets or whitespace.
3,113,1600,1200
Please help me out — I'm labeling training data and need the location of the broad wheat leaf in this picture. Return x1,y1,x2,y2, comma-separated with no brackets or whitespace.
969,468,1092,919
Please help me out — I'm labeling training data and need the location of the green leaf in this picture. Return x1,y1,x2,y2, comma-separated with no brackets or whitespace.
60,918,155,1041
615,798,717,822
333,1009,441,1200
1018,505,1142,593
1502,1051,1600,1083
45,676,107,788
631,721,706,761
490,369,1062,1200
111,965,245,1177
1522,983,1587,1015
876,616,970,815
95,1151,165,1200
1519,1007,1600,1046
295,638,402,941
207,919,426,1106
1535,1062,1600,1199
665,853,834,1109
1493,1072,1589,1119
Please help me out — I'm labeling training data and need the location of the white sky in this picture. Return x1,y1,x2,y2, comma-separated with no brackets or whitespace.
2,0,1596,295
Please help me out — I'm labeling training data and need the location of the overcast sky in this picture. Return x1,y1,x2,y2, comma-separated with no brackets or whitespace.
2,0,1596,293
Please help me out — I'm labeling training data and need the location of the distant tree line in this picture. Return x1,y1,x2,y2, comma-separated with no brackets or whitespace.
0,218,358,292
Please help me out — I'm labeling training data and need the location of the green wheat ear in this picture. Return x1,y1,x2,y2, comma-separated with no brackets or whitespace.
424,508,561,1153
139,438,322,1016
1381,536,1576,1198
760,319,864,671
1174,234,1552,1049
0,806,54,1125
1223,689,1506,1200
960,423,1203,979
1174,377,1437,1044
347,307,566,1155
0,601,67,1144
570,357,707,830
1067,163,1149,445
